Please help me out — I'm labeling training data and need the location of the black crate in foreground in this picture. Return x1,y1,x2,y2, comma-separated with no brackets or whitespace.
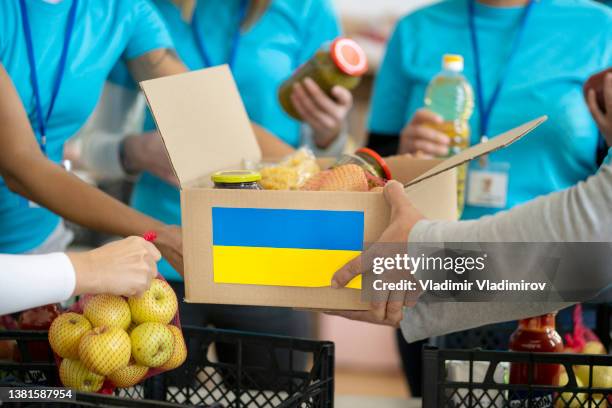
0,325,334,408
423,347,611,408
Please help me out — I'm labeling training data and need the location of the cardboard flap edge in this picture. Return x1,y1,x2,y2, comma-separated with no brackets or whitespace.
139,66,262,189
404,116,547,188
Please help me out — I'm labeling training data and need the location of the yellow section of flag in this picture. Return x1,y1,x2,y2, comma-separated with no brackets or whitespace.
213,246,362,289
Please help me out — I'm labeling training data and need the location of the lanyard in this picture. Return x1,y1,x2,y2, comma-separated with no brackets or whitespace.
468,0,534,140
19,0,77,155
191,0,248,69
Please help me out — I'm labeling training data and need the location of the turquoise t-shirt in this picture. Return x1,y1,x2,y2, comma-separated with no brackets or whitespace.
369,0,612,221
0,0,172,253
122,0,341,281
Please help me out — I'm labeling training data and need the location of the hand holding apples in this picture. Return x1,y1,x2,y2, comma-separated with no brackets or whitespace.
67,236,161,298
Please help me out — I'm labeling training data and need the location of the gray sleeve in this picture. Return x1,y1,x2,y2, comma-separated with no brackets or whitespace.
400,164,612,342
77,82,146,180
400,302,574,343
409,164,612,243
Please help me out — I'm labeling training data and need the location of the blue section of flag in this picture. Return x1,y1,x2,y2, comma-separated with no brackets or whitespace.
212,207,364,251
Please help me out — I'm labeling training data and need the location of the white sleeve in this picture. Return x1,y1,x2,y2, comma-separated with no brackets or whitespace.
77,82,146,180
0,253,76,315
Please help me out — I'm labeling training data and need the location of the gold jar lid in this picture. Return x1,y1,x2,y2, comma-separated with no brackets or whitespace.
211,170,262,184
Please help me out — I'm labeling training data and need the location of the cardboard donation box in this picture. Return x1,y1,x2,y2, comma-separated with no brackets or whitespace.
141,66,546,311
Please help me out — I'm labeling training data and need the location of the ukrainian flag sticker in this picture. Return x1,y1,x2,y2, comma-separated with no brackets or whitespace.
212,207,364,289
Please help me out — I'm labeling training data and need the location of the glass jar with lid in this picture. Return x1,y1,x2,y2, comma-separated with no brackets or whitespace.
279,37,368,120
212,170,263,190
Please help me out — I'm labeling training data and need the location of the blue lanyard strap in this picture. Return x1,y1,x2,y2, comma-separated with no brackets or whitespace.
191,0,248,69
19,0,78,155
468,0,534,139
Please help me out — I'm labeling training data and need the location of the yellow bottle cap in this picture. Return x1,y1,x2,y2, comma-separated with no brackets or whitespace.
442,54,464,72
212,170,262,184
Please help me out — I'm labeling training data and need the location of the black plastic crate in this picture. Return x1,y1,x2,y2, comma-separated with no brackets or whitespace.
423,347,612,407
0,325,334,408
437,304,611,351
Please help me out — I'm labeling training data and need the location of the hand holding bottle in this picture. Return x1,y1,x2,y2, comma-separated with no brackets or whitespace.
398,109,450,157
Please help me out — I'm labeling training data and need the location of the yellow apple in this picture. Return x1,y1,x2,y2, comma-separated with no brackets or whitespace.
581,341,606,355
159,325,187,371
59,359,105,392
128,279,178,324
130,322,174,367
48,312,91,360
79,326,131,375
571,365,611,407
108,360,149,388
556,369,587,408
84,294,131,330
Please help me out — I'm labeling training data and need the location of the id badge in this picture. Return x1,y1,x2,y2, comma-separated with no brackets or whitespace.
466,161,510,208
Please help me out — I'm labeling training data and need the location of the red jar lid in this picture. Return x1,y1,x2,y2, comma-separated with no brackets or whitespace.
330,37,368,76
356,147,392,180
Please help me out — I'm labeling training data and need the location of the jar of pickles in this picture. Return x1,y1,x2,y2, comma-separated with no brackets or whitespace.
212,170,263,190
333,147,392,181
279,37,368,120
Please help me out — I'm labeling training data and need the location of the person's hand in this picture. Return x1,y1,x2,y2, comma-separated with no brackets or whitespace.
399,109,449,157
586,72,612,147
327,181,426,327
122,132,179,186
290,78,352,148
153,225,183,276
68,237,161,297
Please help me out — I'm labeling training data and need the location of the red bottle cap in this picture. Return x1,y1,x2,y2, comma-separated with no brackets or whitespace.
356,147,392,180
330,38,368,76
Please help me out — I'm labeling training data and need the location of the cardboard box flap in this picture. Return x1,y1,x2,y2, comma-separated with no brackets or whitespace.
140,66,262,188
405,116,547,188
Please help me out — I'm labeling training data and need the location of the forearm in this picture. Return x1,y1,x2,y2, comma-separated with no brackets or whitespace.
401,166,612,342
4,156,162,237
127,49,188,83
252,123,294,158
78,83,146,180
410,164,612,243
0,253,75,315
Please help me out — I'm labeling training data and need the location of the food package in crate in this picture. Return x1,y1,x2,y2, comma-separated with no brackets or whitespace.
48,261,186,392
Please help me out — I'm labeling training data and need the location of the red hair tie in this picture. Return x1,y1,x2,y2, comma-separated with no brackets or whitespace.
142,230,157,242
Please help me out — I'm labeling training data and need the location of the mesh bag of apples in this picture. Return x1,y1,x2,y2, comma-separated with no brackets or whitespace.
48,277,186,393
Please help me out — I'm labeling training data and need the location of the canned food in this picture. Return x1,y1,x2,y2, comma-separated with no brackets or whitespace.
279,37,368,120
212,170,263,190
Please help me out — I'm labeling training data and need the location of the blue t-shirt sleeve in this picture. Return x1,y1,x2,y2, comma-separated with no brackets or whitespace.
123,0,174,60
368,20,413,134
297,0,341,64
